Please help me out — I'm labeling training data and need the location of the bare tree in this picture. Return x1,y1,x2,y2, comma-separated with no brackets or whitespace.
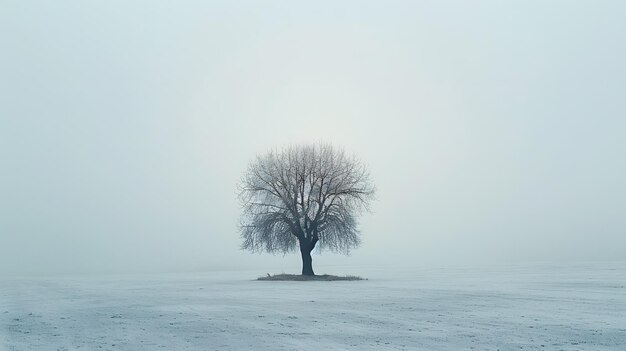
238,143,375,275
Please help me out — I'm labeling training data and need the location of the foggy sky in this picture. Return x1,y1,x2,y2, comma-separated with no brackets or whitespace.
1,0,625,275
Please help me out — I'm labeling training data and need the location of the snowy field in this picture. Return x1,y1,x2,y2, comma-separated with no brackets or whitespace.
1,263,625,350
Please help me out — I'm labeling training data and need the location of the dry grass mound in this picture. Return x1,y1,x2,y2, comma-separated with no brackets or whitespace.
258,274,365,281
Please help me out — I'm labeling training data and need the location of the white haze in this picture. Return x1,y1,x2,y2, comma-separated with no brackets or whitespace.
1,0,625,275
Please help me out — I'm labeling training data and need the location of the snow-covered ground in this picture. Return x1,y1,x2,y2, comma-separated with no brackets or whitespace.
1,263,625,350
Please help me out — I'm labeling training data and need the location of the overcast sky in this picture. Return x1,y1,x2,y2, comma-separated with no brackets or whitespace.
1,0,625,275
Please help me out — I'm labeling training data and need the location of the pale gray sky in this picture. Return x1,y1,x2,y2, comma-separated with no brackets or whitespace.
1,0,625,275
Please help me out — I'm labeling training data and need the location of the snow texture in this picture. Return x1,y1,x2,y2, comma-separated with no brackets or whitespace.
1,263,625,350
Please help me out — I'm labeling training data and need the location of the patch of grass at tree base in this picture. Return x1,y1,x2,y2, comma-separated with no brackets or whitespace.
257,274,365,281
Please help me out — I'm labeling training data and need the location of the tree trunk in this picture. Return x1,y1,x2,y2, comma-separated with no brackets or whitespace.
300,244,314,276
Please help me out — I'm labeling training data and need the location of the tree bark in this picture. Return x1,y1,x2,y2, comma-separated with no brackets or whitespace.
300,243,315,276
